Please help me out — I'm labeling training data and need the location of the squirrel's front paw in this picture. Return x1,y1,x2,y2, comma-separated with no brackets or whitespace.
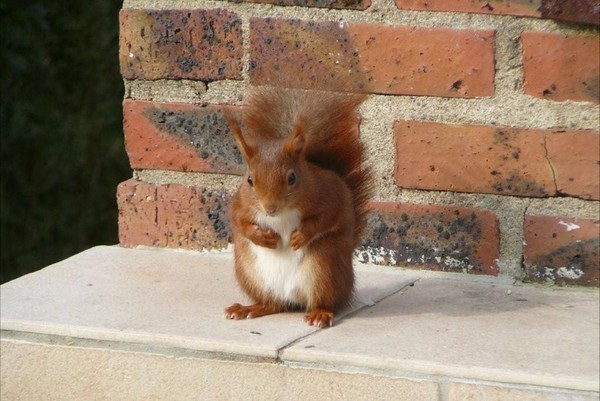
290,229,309,250
248,224,280,249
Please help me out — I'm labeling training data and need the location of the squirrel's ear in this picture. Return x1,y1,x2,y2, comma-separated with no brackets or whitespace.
223,107,256,161
284,114,306,159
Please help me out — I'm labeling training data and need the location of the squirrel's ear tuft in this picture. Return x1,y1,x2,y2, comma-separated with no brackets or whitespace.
223,106,256,161
284,114,306,159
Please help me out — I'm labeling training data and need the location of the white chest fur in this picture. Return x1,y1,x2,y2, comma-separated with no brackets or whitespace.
249,209,313,306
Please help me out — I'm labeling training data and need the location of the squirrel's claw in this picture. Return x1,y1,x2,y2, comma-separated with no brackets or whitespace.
224,303,281,320
304,309,335,328
290,229,309,250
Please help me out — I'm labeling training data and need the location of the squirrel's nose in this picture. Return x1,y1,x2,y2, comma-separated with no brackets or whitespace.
264,203,278,215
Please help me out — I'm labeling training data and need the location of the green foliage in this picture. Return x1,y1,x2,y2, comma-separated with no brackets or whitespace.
0,1,129,283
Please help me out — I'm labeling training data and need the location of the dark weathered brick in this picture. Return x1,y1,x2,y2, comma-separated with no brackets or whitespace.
249,18,495,97
394,0,600,24
229,0,371,10
123,99,245,174
118,180,232,251
394,0,541,17
523,215,599,286
356,202,500,276
539,0,600,26
119,9,243,80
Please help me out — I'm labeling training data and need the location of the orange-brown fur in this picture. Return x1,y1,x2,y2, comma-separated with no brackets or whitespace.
223,88,371,328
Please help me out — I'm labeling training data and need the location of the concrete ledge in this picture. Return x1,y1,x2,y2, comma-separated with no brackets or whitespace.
1,246,598,401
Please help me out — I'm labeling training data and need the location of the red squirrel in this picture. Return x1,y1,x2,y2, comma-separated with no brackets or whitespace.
223,89,371,328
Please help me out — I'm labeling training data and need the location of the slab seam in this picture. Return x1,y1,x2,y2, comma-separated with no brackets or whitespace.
274,277,421,361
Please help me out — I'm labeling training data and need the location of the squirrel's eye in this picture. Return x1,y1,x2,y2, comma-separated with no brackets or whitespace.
247,175,254,187
287,171,296,186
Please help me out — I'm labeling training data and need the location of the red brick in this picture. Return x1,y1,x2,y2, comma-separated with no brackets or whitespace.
395,0,600,24
117,180,162,247
232,0,371,9
522,31,599,104
523,215,599,286
123,99,245,174
539,0,600,26
117,179,232,251
394,121,600,199
394,121,552,197
394,0,541,17
357,202,500,275
545,130,600,200
249,18,495,98
119,9,243,80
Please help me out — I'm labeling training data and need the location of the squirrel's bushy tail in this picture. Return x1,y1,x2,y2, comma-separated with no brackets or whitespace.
242,88,373,245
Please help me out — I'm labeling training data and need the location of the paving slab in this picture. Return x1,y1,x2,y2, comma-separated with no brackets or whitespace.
0,339,441,401
282,279,600,392
0,246,416,359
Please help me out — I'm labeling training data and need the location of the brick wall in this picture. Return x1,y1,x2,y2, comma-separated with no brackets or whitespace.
117,0,600,286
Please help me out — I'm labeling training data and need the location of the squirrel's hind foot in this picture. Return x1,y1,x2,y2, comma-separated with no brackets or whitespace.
224,303,281,320
304,309,335,328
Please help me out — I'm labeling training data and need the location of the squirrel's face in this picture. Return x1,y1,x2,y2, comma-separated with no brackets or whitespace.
245,142,304,216
228,108,308,216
